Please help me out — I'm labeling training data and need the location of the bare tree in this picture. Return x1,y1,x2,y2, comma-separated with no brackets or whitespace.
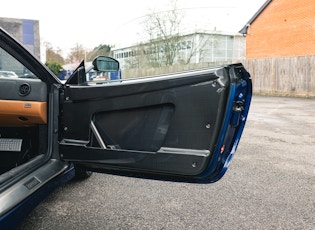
137,0,212,67
118,0,215,70
66,43,86,63
143,0,183,67
45,42,65,65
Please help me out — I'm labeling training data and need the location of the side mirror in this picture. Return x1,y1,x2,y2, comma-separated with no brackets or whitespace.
92,56,119,72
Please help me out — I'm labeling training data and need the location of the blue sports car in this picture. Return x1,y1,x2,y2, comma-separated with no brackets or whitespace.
0,27,251,229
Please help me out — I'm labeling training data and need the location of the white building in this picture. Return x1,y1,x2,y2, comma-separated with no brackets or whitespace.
112,30,245,69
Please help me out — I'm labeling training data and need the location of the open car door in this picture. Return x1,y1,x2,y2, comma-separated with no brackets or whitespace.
59,58,251,183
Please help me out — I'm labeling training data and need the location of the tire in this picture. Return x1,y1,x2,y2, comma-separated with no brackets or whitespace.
73,164,93,180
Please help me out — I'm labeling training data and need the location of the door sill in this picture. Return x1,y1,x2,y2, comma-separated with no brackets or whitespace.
0,159,68,216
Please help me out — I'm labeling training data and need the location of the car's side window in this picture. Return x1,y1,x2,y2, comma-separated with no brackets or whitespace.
0,47,37,79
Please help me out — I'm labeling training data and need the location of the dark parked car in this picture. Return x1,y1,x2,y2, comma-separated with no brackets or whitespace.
0,27,252,229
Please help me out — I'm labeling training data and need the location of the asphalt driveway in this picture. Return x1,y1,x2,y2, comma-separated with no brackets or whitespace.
18,95,315,230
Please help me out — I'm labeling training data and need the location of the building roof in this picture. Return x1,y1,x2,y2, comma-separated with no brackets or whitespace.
239,0,272,34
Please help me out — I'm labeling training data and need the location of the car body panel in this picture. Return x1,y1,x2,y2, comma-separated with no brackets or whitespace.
0,25,252,227
59,64,251,183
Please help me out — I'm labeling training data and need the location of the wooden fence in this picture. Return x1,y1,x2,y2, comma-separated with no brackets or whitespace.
242,56,315,98
122,55,315,98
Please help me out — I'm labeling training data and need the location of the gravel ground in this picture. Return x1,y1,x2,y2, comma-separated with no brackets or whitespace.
17,95,315,230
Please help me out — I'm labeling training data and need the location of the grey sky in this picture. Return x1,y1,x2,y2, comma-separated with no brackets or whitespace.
1,0,266,56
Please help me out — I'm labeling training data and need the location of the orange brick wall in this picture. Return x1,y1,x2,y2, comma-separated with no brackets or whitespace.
246,0,315,59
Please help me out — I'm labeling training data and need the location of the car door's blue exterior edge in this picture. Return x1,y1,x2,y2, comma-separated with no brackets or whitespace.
196,69,252,183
